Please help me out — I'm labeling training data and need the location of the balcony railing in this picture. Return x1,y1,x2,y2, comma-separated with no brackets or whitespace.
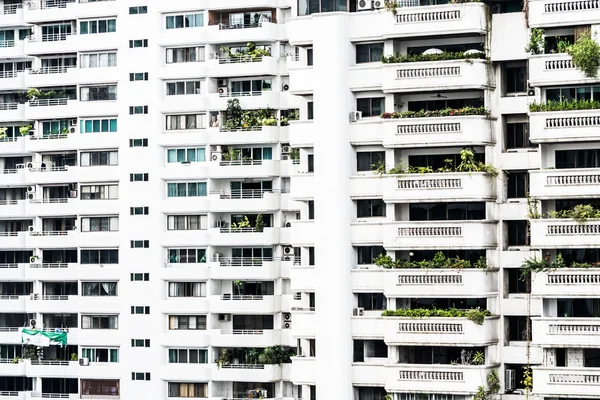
212,257,278,266
29,198,68,204
210,189,276,199
29,33,73,42
0,102,18,111
219,160,263,166
0,40,15,48
30,66,76,75
28,98,68,107
0,295,21,300
29,262,69,268
0,263,18,267
218,21,267,30
221,329,264,335
27,0,76,10
218,56,265,64
398,226,462,237
3,3,22,13
29,230,71,236
0,200,19,206
28,165,69,172
220,364,266,369
0,70,24,79
30,360,70,366
395,7,460,24
219,126,263,132
0,232,20,237
0,391,19,397
221,294,264,300
29,294,69,300
0,327,19,332
218,227,262,233
219,90,262,98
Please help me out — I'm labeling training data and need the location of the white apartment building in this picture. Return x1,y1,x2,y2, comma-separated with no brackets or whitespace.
0,0,599,399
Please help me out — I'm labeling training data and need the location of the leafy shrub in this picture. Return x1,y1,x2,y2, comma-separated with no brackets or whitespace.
381,307,491,325
380,106,489,119
525,28,545,55
568,32,600,78
381,51,485,64
529,99,600,112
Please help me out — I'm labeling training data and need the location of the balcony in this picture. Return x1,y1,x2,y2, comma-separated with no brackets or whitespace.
26,230,78,248
529,109,600,143
381,59,489,93
26,294,79,313
208,227,279,247
206,22,279,44
352,316,499,346
209,257,281,280
349,172,496,203
288,65,313,95
531,268,600,297
533,367,600,397
208,189,281,213
0,71,26,91
532,317,600,347
0,103,25,122
160,363,211,383
158,263,209,282
24,0,119,22
209,160,279,179
209,328,282,348
26,66,78,88
208,126,281,146
528,0,600,28
289,121,314,148
291,310,315,338
24,34,79,55
24,359,79,378
2,4,25,26
0,40,25,58
0,232,27,249
385,364,498,393
161,297,209,315
26,262,78,281
528,54,594,87
351,268,498,297
530,219,600,248
529,169,600,199
383,220,498,250
0,199,26,218
379,115,494,148
206,56,278,78
0,295,27,312
25,99,75,121
0,263,27,280
209,294,280,314
212,364,283,382
0,358,25,376
290,356,315,384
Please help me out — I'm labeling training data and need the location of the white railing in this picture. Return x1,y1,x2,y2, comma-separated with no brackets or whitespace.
0,391,19,397
30,360,71,366
30,66,76,75
32,33,73,42
291,307,315,311
0,70,23,79
221,329,264,335
0,200,19,206
221,294,264,301
398,178,462,189
0,40,15,48
549,372,600,384
28,0,75,10
545,114,600,128
221,364,265,369
219,160,263,166
28,98,68,107
219,126,263,132
397,66,461,79
3,3,22,14
29,198,68,204
0,232,19,236
0,295,21,300
547,273,600,285
210,189,275,199
29,262,69,269
218,55,265,64
397,274,463,285
398,226,462,237
0,102,18,111
398,322,464,333
29,294,69,300
28,165,69,172
397,122,461,134
398,369,463,381
0,263,18,268
545,0,600,13
548,323,600,335
0,327,19,332
30,133,68,140
212,257,277,267
547,224,600,235
546,174,600,186
218,22,265,30
29,230,70,236
40,327,70,332
545,58,574,70
396,9,461,24
220,90,262,98
219,227,260,233
31,393,75,399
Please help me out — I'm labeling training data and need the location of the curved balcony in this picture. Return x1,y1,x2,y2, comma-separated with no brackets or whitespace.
531,268,600,297
385,364,499,393
532,317,600,347
529,168,600,199
528,54,595,87
533,367,600,397
529,109,600,143
530,219,600,248
528,0,600,28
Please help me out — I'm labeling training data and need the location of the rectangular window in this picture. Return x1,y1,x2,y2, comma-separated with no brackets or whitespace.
168,382,207,398
81,315,118,329
507,220,528,246
129,39,148,48
307,48,313,66
165,114,206,130
307,102,314,120
80,380,119,397
130,173,149,182
80,118,117,133
168,282,206,297
129,72,149,81
505,64,527,94
357,199,386,217
129,139,148,147
129,6,148,14
130,105,148,114
132,372,151,381
130,207,149,215
80,185,118,200
80,151,118,166
169,315,207,330
131,306,150,314
166,148,206,163
168,349,208,364
167,215,208,230
357,246,385,265
80,52,117,68
80,19,116,34
80,85,117,101
357,151,385,172
356,43,384,64
131,240,150,248
166,80,202,96
166,46,205,63
81,249,119,264
81,348,119,363
307,154,314,173
507,172,529,199
357,97,384,117
82,282,118,296
81,217,119,232
167,182,207,198
358,293,387,310
506,121,533,150
131,339,151,347
166,13,204,29
130,273,150,281
167,249,207,264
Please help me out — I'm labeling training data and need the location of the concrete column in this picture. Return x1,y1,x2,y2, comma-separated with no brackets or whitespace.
312,12,353,400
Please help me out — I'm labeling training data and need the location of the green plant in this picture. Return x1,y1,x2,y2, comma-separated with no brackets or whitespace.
19,125,32,136
456,149,499,177
224,99,243,129
232,216,251,230
384,395,392,400
525,28,545,55
289,148,300,160
372,160,387,176
233,280,243,295
0,127,6,139
215,349,232,369
473,385,487,400
374,253,395,268
555,37,572,53
384,0,398,14
255,214,264,232
529,98,600,112
487,370,500,394
472,351,485,365
221,147,242,162
546,203,600,223
568,32,600,78
381,51,486,64
381,106,490,119
70,353,78,361
387,162,407,175
381,307,491,325
11,357,21,364
26,88,42,100
464,307,490,325
522,366,533,395
475,256,489,269
519,254,568,280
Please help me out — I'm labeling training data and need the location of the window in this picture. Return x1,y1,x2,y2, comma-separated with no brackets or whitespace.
131,306,150,314
506,121,533,150
507,172,529,199
130,207,149,215
307,154,314,172
81,380,119,397
129,139,148,147
131,240,149,248
168,382,207,398
358,246,385,265
167,182,207,198
230,79,272,94
129,105,148,114
167,148,206,163
130,72,148,81
309,247,315,266
131,339,150,347
169,315,207,330
166,114,206,130
358,293,387,310
505,63,527,94
356,43,384,64
167,80,202,96
129,39,148,48
80,85,117,101
357,97,384,118
166,13,204,29
81,348,119,363
130,273,149,281
507,269,530,294
166,46,205,63
80,52,117,68
81,315,118,329
167,215,208,230
168,349,208,364
556,149,600,169
132,373,150,381
80,118,117,133
168,282,206,297
507,220,528,246
357,199,386,218
82,282,117,296
80,19,117,34
167,249,206,263
546,85,600,103
357,151,385,172
81,151,118,166
129,6,147,14
81,217,119,232
298,0,347,16
307,102,313,120
308,201,314,220
307,48,313,66
81,185,118,200
130,173,149,182
409,202,486,221
19,29,31,40
81,249,118,264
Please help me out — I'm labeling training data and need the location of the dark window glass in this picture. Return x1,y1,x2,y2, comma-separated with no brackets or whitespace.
357,246,385,265
556,149,600,169
307,154,314,173
409,202,486,221
507,172,529,199
357,199,386,217
507,220,528,246
307,102,314,120
507,268,530,294
307,48,313,66
308,201,314,220
505,65,527,94
356,43,384,64
357,151,385,172
357,97,384,117
506,122,533,149
358,293,386,310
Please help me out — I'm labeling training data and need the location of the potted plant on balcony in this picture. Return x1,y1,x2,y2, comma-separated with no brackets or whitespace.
255,214,264,232
215,349,232,369
19,125,32,136
0,127,6,140
568,32,600,78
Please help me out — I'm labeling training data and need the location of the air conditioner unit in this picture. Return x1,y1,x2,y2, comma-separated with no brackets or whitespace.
357,0,373,11
218,87,228,96
27,193,34,200
69,190,77,198
505,369,516,392
285,221,292,228
30,319,36,327
217,79,228,87
211,145,222,153
218,313,231,322
349,111,362,122
283,312,292,322
283,321,291,329
212,153,221,161
373,0,384,8
216,220,226,228
28,226,35,232
69,127,76,134
26,162,34,169
27,186,35,193
282,155,289,161
282,145,291,153
353,307,365,316
283,246,293,255
69,119,77,127
79,357,89,366
282,83,290,91
68,183,78,191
